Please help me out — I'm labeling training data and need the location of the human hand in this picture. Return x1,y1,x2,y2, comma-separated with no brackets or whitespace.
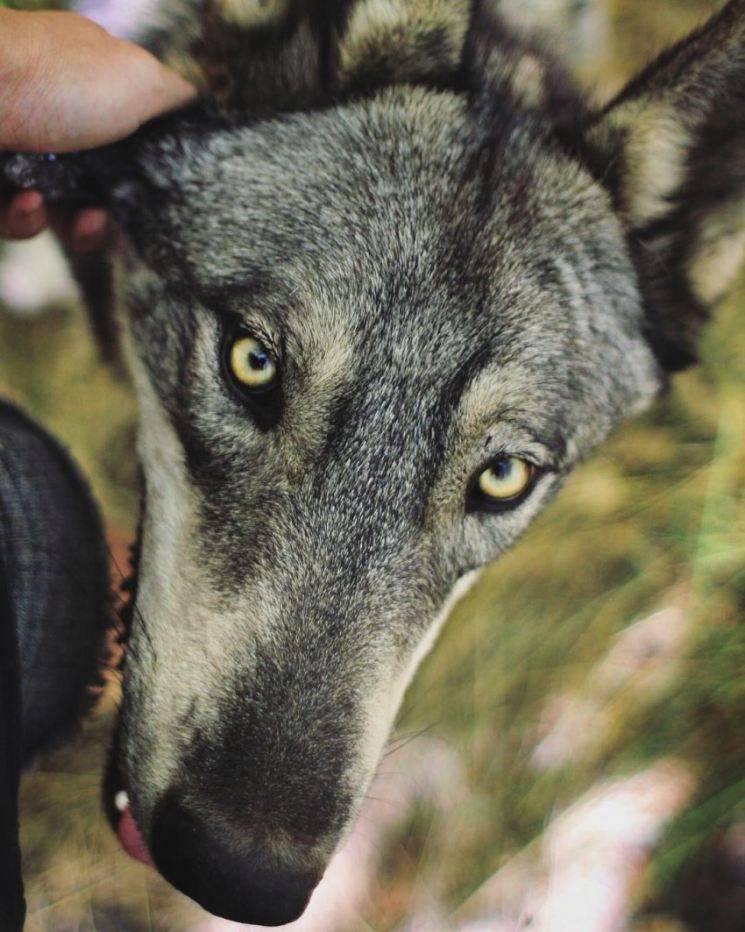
0,9,196,249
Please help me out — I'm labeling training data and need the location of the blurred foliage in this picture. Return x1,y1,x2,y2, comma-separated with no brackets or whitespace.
0,1,743,930
0,304,139,530
0,1,68,8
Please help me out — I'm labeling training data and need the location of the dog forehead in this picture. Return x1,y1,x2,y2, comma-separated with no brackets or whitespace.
149,88,612,295
131,89,654,434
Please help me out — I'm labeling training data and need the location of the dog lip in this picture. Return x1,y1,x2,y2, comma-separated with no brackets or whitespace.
116,801,154,867
103,737,153,866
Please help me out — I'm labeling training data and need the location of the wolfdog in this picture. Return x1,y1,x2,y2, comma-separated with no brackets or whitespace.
2,0,743,925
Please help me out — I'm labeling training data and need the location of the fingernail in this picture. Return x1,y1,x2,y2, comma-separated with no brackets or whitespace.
72,210,110,254
15,190,43,216
10,204,46,239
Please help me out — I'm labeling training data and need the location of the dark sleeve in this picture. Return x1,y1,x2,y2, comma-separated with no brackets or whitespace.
0,572,25,932
0,400,110,929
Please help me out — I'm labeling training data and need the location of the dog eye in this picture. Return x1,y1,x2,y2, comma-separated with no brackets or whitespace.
471,457,536,511
227,335,278,393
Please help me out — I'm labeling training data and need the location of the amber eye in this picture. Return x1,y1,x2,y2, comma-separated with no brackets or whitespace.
474,457,535,508
227,335,278,392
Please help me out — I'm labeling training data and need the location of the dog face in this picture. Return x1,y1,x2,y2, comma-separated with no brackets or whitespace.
4,0,743,924
111,89,660,920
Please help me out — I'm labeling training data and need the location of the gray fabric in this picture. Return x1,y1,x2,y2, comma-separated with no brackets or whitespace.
0,401,109,766
0,400,109,928
0,547,24,931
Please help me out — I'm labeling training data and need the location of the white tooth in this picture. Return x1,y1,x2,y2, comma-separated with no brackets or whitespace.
114,791,130,813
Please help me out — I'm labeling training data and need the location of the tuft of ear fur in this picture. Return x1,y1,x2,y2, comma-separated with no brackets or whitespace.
138,0,474,109
153,0,583,121
141,1,580,113
463,0,585,126
334,0,471,92
585,0,745,371
189,1,348,114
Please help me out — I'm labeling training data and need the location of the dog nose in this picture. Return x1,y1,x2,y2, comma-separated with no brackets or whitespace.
150,795,320,926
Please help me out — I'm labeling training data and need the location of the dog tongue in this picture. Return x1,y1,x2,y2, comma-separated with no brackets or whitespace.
117,807,154,867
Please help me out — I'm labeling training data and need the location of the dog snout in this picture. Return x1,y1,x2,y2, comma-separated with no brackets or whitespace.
150,793,321,925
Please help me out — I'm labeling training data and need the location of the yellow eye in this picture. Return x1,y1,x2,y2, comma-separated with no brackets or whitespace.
228,335,277,391
477,457,535,503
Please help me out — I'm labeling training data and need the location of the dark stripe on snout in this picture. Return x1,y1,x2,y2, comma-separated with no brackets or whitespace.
311,339,494,523
177,640,357,846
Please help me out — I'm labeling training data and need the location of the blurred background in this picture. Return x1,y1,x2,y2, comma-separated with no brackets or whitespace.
0,1,743,929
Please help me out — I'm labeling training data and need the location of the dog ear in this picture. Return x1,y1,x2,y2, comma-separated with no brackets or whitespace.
330,0,587,132
134,2,568,116
584,0,745,371
332,0,471,93
178,1,348,114
160,1,473,108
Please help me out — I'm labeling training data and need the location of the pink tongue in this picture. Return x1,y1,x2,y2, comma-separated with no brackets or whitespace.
117,807,154,867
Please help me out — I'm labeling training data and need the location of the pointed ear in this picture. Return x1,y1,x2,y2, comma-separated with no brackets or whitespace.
152,1,474,109
335,0,581,118
585,0,745,371
333,0,471,92
187,1,347,114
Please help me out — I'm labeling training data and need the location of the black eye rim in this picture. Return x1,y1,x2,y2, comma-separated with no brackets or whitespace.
218,319,285,433
220,324,281,400
466,456,543,515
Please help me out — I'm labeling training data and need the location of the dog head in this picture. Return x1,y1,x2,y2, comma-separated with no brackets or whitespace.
3,0,743,924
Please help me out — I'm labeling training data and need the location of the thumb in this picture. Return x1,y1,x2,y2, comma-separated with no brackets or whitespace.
0,10,197,153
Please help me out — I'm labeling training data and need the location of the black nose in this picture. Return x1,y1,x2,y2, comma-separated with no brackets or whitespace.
150,795,320,926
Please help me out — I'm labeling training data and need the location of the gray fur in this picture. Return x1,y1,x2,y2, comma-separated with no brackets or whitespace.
3,0,744,924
